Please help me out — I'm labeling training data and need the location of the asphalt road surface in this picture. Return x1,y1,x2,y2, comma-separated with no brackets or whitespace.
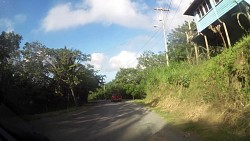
31,100,198,141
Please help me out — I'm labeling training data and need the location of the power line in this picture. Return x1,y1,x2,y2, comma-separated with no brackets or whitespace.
116,0,181,69
137,27,161,52
120,28,162,69
167,0,173,14
166,0,183,30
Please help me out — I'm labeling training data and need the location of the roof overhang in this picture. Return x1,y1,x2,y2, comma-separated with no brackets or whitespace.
184,0,203,16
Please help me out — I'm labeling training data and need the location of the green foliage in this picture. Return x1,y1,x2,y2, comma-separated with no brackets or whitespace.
137,50,166,69
142,35,250,140
0,32,22,103
93,68,146,100
0,31,104,114
145,35,250,101
0,31,22,64
144,62,192,94
168,21,196,62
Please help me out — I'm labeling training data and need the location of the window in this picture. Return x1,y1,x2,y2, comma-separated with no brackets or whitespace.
203,2,209,12
215,0,222,4
203,0,212,13
197,9,202,18
206,0,212,9
196,0,212,19
199,6,205,16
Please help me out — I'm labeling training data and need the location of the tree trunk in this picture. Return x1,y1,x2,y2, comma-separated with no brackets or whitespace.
70,87,78,106
194,43,199,64
203,34,210,59
186,47,191,64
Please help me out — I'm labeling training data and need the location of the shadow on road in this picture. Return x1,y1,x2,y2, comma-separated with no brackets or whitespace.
29,101,197,141
31,100,165,141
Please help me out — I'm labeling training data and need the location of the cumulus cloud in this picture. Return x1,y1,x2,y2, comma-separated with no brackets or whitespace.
42,0,153,32
90,51,138,72
91,53,105,70
42,3,91,32
109,51,138,70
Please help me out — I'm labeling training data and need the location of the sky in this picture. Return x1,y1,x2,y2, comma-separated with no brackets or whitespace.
0,0,193,82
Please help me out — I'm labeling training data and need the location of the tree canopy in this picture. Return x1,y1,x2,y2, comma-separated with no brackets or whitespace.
0,31,104,114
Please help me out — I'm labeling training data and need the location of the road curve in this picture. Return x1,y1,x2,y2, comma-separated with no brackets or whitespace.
31,100,198,141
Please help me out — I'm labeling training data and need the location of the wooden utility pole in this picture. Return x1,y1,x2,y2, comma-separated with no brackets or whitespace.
154,7,170,66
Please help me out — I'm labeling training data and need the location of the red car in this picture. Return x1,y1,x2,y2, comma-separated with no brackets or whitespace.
111,94,122,102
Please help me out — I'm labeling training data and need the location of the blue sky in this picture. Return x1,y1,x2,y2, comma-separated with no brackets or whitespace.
0,0,193,82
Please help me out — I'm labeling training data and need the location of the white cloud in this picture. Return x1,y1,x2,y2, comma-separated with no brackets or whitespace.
42,0,153,32
0,14,26,32
90,33,166,73
0,18,14,32
91,53,105,70
109,51,138,70
42,3,91,32
90,51,138,71
89,51,139,82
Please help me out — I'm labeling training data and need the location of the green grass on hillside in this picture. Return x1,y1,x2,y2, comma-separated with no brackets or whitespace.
143,35,250,141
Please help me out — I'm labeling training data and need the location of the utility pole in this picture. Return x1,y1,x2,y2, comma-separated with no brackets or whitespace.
154,8,169,66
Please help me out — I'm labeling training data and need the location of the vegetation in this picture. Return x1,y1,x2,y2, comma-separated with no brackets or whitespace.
0,31,104,114
142,36,250,140
1,18,249,140
92,21,250,140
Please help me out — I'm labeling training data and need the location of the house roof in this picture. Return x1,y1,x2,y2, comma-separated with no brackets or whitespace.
184,0,204,16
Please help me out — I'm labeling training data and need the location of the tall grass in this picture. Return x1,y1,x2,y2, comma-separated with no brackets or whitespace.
143,35,250,140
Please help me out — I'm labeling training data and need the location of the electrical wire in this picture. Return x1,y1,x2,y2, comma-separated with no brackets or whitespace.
120,27,162,69
167,0,173,14
118,0,183,69
136,27,161,53
166,0,183,30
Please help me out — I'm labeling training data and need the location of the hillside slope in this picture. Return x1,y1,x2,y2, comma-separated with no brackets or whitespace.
143,36,250,141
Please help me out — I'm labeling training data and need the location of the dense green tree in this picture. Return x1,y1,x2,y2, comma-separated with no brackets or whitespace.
0,31,104,113
21,42,51,86
167,21,196,63
45,47,91,106
92,50,168,100
75,64,105,103
137,51,166,69
114,68,145,99
0,31,22,103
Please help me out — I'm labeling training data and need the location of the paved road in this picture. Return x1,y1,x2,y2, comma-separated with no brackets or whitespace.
31,100,198,141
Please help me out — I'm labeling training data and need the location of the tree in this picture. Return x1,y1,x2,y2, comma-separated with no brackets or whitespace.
0,31,105,113
114,68,145,99
75,64,105,103
167,21,196,63
44,47,105,106
21,42,51,86
137,51,166,69
0,31,22,103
